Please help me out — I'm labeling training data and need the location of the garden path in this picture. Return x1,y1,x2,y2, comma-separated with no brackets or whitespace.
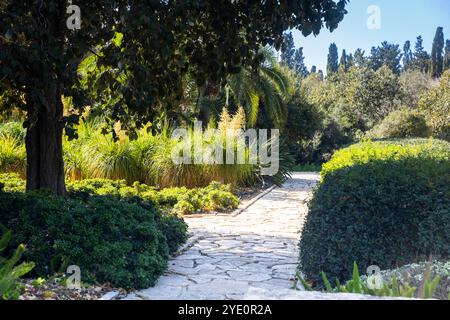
122,172,320,300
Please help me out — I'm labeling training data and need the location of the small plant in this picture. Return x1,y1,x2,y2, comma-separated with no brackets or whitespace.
0,227,35,300
298,262,442,299
31,277,46,287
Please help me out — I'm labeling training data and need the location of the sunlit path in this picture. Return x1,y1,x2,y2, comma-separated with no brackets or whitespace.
124,173,320,300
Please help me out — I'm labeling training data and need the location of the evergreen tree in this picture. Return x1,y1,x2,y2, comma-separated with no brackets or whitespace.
293,47,308,77
403,40,413,70
369,41,402,74
281,32,296,69
347,53,354,68
339,49,348,71
412,36,431,73
431,27,445,77
327,43,339,75
311,65,317,73
445,39,450,71
353,49,366,67
318,70,324,81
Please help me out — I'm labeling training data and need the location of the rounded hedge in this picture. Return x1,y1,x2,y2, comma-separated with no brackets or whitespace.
298,139,450,286
0,191,187,289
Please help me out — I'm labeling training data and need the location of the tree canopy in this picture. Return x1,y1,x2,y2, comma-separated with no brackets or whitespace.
0,0,348,194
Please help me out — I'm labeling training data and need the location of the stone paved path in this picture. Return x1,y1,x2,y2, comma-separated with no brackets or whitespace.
124,172,320,300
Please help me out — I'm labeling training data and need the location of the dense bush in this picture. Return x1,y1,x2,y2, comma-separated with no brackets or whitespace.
0,190,187,289
299,139,450,286
367,108,431,139
67,178,239,214
0,174,239,215
418,70,450,141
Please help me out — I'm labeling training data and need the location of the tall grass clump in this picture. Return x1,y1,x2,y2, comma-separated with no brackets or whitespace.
0,135,26,176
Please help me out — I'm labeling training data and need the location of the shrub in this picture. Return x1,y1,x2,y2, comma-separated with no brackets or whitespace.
418,70,450,141
0,173,25,192
67,178,238,214
299,139,450,286
0,190,187,289
367,108,431,139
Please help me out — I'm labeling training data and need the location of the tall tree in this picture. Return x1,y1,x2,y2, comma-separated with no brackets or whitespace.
281,32,296,69
339,49,348,71
346,53,354,68
0,0,348,194
327,43,339,75
403,40,413,70
369,41,402,74
317,70,324,81
431,27,445,77
353,49,366,67
412,36,431,73
293,48,308,77
445,39,450,71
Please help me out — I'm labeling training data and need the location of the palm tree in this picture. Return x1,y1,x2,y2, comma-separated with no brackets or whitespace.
195,47,290,129
225,47,290,128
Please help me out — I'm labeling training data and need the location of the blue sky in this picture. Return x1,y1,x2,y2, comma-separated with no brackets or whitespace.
291,0,450,73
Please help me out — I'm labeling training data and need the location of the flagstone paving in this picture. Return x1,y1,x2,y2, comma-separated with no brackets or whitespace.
123,172,320,300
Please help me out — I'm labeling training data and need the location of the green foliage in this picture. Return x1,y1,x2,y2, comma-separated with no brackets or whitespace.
0,121,26,141
431,27,445,78
0,135,25,175
367,109,431,139
412,36,431,74
418,70,450,141
225,48,290,129
0,228,35,300
369,41,402,74
327,43,339,75
67,178,238,215
299,139,450,285
399,69,433,108
299,261,442,299
0,190,187,289
0,118,290,188
0,173,25,192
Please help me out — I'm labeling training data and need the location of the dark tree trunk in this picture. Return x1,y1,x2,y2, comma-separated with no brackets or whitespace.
25,85,66,195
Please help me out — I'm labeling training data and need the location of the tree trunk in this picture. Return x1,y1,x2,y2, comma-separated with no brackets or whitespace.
25,85,66,195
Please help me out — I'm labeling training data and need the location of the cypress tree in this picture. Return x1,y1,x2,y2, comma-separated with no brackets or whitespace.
403,40,413,70
311,65,317,73
413,36,431,73
281,32,296,69
339,49,348,71
445,39,450,71
327,43,339,75
431,27,445,77
293,47,308,77
354,49,366,67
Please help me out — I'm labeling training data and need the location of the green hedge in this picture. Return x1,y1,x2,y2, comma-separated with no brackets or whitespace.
0,190,187,289
299,139,450,286
0,175,239,215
